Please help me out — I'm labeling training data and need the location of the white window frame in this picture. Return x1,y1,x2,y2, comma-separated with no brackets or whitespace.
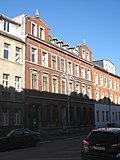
31,47,37,63
52,76,58,93
75,64,79,77
82,49,86,59
51,55,57,70
2,109,9,126
3,73,9,89
82,84,86,96
67,61,72,75
14,109,21,126
31,22,37,36
81,67,85,79
31,72,38,90
60,58,65,72
87,68,91,80
15,47,21,63
42,75,49,91
75,82,80,94
42,51,48,67
15,76,21,92
4,20,9,32
39,26,45,40
4,43,10,60
61,79,66,94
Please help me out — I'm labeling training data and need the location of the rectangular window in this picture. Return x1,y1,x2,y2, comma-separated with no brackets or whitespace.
75,83,80,94
87,69,91,80
4,20,9,32
106,111,109,121
52,77,58,93
68,61,72,74
75,64,79,77
88,86,92,99
43,76,48,91
86,51,90,61
39,26,45,40
31,23,36,36
31,47,37,63
15,76,21,91
2,108,9,126
15,47,21,63
82,49,85,59
52,55,57,69
3,74,9,89
82,84,86,95
42,51,48,67
69,81,73,94
32,73,37,90
102,111,104,121
14,109,21,126
4,43,10,59
61,59,65,72
81,67,85,79
97,110,99,122
61,80,65,94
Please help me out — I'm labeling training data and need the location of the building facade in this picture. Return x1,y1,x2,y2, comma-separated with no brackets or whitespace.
0,11,120,134
0,14,25,134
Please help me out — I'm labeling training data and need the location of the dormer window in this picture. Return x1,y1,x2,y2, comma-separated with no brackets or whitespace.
31,22,37,36
39,26,45,40
4,20,9,32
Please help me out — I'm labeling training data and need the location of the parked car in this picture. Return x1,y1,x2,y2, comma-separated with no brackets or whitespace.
81,128,120,160
0,128,41,151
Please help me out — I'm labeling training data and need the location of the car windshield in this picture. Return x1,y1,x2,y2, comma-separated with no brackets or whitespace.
86,131,117,145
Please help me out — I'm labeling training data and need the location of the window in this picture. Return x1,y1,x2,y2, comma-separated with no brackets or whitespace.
114,81,116,90
61,79,66,94
60,59,65,72
2,108,9,126
82,49,85,59
81,67,85,79
32,73,37,90
109,79,112,89
82,84,86,95
15,76,21,91
95,73,98,85
15,47,21,63
4,20,9,32
96,90,99,101
106,111,109,122
39,26,45,40
69,81,73,94
3,74,9,89
52,77,58,93
52,55,57,69
31,47,37,63
104,76,107,87
75,64,79,77
86,51,90,61
87,69,91,80
102,111,104,122
88,86,92,99
68,61,72,74
75,83,80,94
4,43,10,59
31,22,37,36
96,110,99,122
14,109,21,126
42,51,48,67
100,75,103,86
43,76,48,91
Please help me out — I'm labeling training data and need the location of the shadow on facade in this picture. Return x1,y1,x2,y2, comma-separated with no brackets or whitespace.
0,84,116,136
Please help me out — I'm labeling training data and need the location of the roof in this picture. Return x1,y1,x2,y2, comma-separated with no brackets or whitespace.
93,128,120,134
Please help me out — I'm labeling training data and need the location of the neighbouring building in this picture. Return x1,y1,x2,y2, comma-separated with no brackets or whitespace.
0,14,25,134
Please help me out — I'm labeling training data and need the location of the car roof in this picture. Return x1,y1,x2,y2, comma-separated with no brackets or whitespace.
92,128,120,134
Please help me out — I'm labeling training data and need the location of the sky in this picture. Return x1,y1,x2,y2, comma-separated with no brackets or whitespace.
1,0,120,75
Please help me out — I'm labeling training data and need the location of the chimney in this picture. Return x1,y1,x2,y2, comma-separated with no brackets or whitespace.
35,9,39,18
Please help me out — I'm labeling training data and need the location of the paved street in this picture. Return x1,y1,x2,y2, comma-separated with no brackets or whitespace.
0,134,85,160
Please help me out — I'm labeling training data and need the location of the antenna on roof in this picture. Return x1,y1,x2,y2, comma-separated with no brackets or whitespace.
35,9,39,18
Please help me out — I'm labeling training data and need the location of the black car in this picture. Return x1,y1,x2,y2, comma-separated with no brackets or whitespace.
81,128,120,160
0,128,41,151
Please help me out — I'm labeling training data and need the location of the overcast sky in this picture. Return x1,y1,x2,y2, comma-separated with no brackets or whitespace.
1,0,120,75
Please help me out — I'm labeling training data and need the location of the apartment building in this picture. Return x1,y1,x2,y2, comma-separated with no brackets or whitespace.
0,14,25,134
0,10,120,134
93,63,120,127
12,11,94,133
